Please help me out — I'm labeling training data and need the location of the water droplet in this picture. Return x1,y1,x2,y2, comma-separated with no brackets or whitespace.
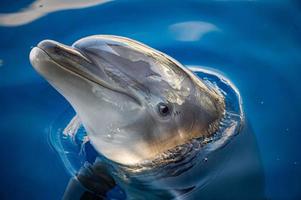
204,157,208,162
293,161,298,165
260,101,264,105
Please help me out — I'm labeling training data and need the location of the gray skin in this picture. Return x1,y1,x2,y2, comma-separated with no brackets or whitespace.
30,36,264,199
29,35,225,165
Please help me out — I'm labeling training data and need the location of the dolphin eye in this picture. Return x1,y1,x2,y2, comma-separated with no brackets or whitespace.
157,103,171,117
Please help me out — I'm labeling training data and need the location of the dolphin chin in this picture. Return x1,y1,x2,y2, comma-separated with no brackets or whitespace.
30,35,225,165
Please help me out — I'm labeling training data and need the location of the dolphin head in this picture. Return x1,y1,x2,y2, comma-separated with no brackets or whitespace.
30,35,225,165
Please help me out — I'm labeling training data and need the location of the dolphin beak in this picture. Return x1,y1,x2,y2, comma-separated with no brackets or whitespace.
37,39,92,66
30,39,142,106
31,39,107,87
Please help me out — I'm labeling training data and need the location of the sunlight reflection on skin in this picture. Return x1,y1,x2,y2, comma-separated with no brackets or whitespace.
169,21,219,42
0,0,112,27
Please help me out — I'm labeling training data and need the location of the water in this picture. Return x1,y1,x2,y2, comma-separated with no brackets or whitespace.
0,0,300,199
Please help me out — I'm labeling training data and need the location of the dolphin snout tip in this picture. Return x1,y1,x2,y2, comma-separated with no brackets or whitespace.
29,39,52,60
29,46,53,73
29,39,60,67
29,47,41,66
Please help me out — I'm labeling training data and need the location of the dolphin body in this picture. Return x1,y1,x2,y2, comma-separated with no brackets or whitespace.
29,35,264,199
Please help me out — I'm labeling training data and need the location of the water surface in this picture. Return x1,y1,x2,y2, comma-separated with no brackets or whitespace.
0,1,300,199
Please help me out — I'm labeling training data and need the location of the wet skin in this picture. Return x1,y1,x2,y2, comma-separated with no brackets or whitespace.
30,35,225,165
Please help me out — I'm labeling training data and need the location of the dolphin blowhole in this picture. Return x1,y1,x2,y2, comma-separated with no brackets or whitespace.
30,35,226,165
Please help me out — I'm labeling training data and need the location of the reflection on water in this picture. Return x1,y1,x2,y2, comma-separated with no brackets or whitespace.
0,0,112,26
169,21,219,42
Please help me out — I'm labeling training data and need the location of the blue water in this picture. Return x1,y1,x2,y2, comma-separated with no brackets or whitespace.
0,1,300,199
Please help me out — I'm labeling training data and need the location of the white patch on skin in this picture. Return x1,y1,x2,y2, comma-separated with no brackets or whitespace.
169,21,219,42
150,61,185,91
63,115,81,140
164,83,190,105
147,74,162,82
105,123,121,141
169,74,185,90
91,43,119,55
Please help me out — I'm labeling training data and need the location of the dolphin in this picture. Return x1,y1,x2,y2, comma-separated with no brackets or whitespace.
30,35,225,165
29,35,264,199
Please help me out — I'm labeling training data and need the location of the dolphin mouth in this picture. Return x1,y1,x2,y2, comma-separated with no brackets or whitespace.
32,40,142,105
